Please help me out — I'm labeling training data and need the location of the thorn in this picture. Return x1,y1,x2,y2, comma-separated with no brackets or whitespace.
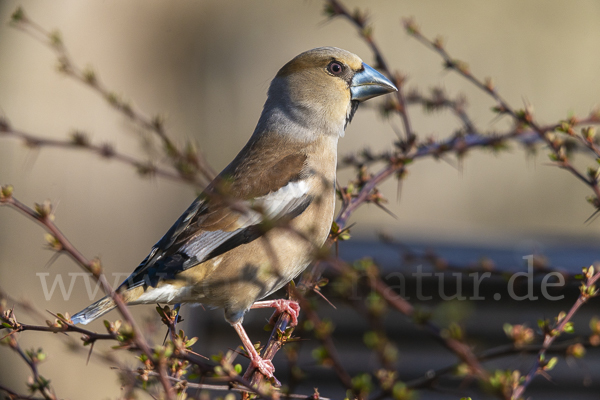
374,202,399,219
584,209,600,225
312,287,337,310
43,251,62,269
186,348,209,360
46,309,65,321
0,330,17,342
231,346,251,361
86,341,95,365
336,223,355,239
439,155,459,171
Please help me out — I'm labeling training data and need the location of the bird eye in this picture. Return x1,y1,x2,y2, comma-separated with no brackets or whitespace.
327,61,344,75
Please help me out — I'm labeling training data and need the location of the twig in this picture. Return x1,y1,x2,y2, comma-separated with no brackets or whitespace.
118,368,332,400
0,384,48,400
325,0,414,143
380,237,576,280
0,286,49,322
404,87,476,133
339,116,600,172
295,286,354,388
3,320,116,342
9,7,215,185
402,19,600,204
0,189,176,400
0,125,203,188
4,335,56,400
406,338,593,390
511,267,600,399
328,258,488,380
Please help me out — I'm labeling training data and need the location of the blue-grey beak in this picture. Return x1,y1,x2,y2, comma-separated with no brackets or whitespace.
350,63,397,101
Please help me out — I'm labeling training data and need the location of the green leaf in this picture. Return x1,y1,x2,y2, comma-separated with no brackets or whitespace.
546,357,558,370
563,322,574,333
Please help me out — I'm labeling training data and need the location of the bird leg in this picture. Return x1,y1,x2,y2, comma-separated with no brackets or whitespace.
232,322,275,378
251,299,300,326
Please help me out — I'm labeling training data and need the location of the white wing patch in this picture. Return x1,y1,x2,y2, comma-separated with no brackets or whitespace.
255,179,310,218
180,180,310,259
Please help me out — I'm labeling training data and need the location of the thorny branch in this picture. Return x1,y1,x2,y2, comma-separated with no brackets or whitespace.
381,236,576,281
406,337,595,390
511,266,600,399
7,7,215,187
0,266,315,400
238,1,600,398
115,368,330,400
402,17,600,204
5,335,56,400
0,383,48,400
0,124,198,188
0,188,177,400
2,2,600,400
325,0,414,143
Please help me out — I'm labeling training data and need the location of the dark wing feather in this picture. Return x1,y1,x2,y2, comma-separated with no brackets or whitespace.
118,141,308,291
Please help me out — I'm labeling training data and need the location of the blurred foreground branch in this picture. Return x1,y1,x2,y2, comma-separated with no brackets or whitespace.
2,2,600,400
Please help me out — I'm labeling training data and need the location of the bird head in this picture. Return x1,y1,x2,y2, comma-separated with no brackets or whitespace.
255,47,397,141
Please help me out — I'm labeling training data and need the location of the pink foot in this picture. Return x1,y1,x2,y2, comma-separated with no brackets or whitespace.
232,322,278,381
252,299,300,326
250,354,275,378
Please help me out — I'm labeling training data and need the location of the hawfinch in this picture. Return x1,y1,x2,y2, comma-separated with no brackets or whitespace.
72,47,396,378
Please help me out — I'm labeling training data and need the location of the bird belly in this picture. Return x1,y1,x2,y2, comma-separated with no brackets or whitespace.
174,188,334,323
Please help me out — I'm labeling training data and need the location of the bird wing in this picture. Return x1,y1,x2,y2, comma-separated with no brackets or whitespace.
118,149,310,290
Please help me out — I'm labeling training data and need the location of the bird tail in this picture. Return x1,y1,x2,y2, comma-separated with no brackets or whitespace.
71,296,116,325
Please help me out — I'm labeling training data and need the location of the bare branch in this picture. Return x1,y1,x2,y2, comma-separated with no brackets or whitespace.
512,266,600,399
0,188,176,400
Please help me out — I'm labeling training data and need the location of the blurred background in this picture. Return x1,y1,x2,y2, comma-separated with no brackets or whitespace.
1,1,600,399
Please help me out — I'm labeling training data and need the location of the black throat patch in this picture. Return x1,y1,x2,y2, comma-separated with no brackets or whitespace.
345,100,360,129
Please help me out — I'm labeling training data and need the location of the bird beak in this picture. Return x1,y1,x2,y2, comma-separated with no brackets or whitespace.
350,63,397,102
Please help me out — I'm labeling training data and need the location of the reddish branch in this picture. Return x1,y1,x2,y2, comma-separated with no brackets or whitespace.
8,7,215,185
5,337,56,400
0,191,177,400
326,258,488,380
0,383,48,400
512,268,600,399
406,338,594,390
402,18,600,203
3,2,600,400
0,192,279,400
326,0,414,142
0,124,201,188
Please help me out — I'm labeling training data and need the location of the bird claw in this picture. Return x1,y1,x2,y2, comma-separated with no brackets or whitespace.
251,355,275,378
268,299,300,326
